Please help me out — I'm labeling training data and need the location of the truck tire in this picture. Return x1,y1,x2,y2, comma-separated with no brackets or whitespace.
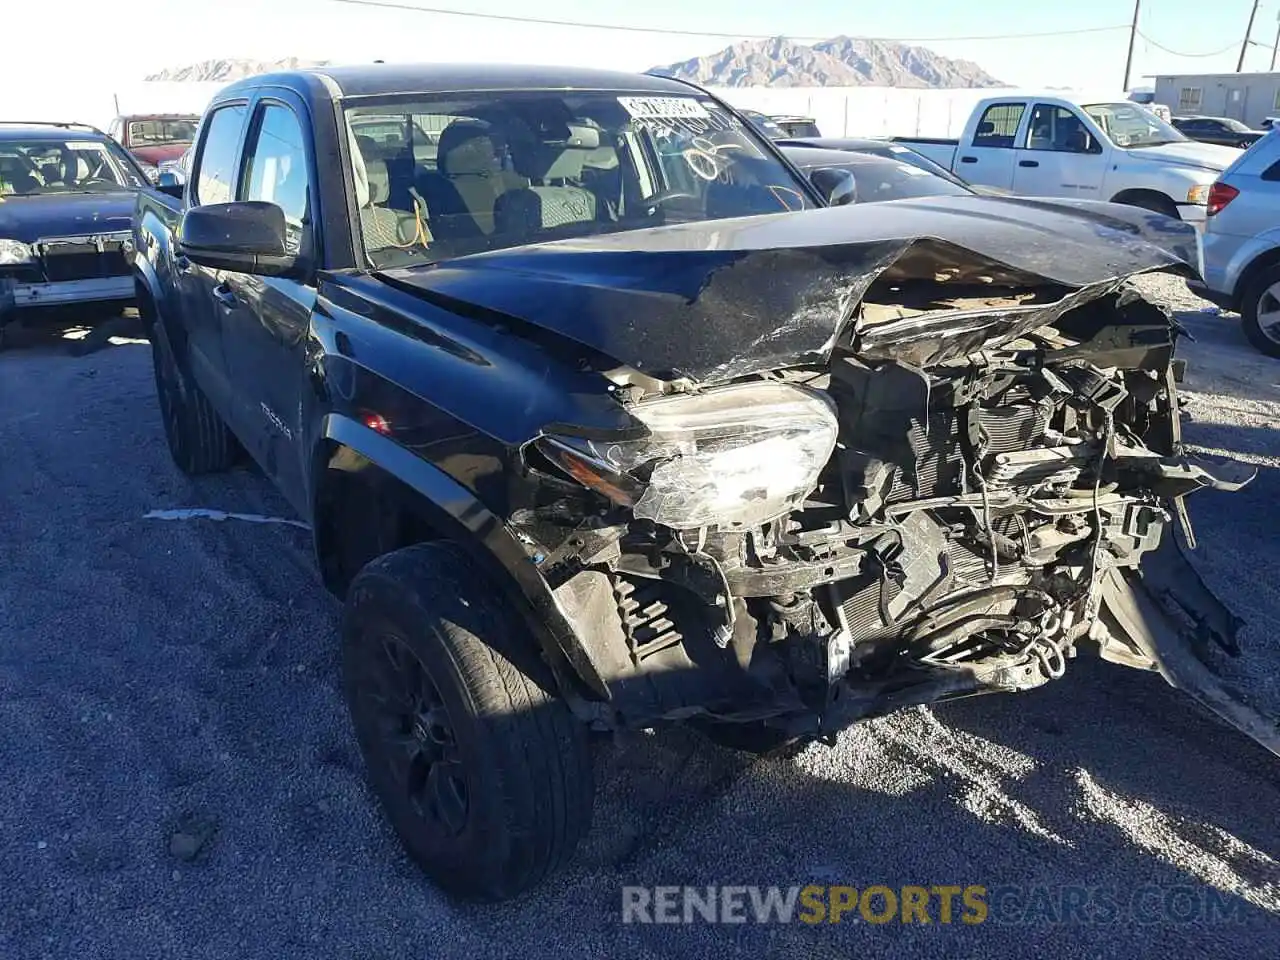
341,542,594,901
1240,265,1280,359
149,323,237,474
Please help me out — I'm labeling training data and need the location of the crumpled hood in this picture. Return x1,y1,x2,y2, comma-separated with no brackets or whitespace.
1122,140,1243,173
383,195,1199,384
0,191,135,244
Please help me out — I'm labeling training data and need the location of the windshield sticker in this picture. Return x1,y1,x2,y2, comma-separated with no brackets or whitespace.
618,97,711,121
66,141,106,151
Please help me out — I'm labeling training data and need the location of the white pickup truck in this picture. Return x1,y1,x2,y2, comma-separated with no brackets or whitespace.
893,93,1243,223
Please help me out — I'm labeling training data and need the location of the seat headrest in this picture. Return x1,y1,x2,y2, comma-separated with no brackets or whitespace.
532,145,588,182
439,120,502,177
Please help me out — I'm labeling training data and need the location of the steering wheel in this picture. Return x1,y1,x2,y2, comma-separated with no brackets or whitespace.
641,188,701,211
78,177,117,187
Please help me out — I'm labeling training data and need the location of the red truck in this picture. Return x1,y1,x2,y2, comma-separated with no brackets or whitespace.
106,113,199,179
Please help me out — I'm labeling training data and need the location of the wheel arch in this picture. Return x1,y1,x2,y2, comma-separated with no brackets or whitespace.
310,414,611,705
1108,188,1180,217
132,260,193,378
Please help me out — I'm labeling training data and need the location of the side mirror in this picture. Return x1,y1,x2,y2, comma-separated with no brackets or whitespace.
177,201,299,277
809,167,857,206
155,171,184,198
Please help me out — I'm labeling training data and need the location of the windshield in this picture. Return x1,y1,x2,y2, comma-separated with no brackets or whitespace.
128,118,199,146
0,138,136,196
1081,102,1187,147
344,90,815,268
798,156,973,204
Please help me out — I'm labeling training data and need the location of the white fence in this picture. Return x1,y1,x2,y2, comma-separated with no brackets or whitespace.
708,85,1016,139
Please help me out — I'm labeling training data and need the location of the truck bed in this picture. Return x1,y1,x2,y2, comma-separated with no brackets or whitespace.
889,137,959,169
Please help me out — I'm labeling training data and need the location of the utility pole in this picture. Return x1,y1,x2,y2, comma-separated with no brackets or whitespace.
1271,12,1280,71
1238,0,1261,72
1123,0,1141,91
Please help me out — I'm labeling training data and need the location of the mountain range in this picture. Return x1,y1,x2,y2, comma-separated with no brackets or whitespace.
650,36,1004,89
145,40,1004,90
144,58,331,82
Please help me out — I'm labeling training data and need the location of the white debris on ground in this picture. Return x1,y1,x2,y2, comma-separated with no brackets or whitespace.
0,278,1277,959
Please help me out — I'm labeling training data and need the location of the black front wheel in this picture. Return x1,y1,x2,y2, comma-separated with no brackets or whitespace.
342,542,594,901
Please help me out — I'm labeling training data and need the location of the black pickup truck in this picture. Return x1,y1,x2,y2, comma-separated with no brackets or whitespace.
133,63,1262,902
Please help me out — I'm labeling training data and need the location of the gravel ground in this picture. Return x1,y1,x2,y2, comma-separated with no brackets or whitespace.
2,279,1278,959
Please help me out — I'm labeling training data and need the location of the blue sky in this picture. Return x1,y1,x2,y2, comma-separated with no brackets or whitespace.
8,0,1279,90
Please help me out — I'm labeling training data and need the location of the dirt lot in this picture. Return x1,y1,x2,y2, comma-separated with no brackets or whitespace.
2,279,1278,959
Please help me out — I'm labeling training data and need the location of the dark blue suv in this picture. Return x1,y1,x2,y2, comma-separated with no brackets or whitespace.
0,121,151,347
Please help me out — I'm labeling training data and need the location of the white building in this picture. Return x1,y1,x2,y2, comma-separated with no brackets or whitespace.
1152,72,1280,127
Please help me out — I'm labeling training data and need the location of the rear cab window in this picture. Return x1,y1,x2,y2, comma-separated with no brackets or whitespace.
973,103,1026,148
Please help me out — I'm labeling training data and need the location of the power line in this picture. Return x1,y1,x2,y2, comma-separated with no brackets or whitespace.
322,0,1130,43
1136,29,1242,58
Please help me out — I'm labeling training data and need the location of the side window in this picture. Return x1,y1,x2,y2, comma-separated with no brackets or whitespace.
973,103,1025,149
1262,158,1280,182
193,104,248,206
1023,104,1094,153
240,103,310,230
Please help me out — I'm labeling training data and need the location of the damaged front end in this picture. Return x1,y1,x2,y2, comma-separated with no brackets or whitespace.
474,210,1262,750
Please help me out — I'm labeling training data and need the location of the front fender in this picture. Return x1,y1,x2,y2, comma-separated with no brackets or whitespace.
316,413,612,705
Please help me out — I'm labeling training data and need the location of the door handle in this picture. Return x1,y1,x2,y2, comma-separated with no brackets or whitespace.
1019,159,1040,168
211,283,238,309
174,255,192,274
959,155,978,164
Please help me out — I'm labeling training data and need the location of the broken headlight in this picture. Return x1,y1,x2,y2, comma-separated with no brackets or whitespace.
537,381,838,530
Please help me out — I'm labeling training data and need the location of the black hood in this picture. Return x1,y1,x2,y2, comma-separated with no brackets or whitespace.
383,195,1199,383
0,190,136,243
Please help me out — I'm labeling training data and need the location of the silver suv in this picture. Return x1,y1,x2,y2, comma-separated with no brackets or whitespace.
1191,130,1280,356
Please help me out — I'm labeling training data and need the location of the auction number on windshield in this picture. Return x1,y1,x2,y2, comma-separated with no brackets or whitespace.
618,97,711,121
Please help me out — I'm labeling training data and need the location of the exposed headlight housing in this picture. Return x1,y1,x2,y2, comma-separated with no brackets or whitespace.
537,381,839,530
1186,183,1212,205
0,238,34,265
